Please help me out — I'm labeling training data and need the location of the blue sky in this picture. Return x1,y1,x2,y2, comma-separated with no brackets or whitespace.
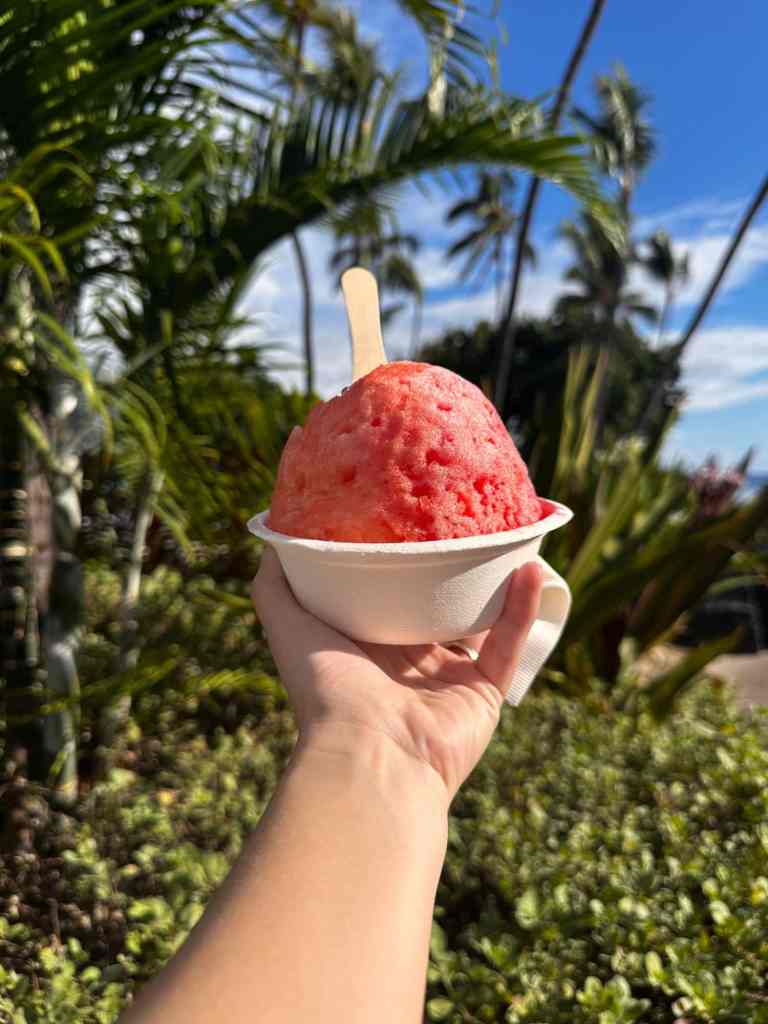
249,0,768,474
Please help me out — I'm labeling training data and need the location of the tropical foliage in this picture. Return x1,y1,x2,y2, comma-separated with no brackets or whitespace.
446,170,529,318
429,682,768,1023
640,230,690,343
2,618,767,1022
572,63,656,213
534,346,768,707
1,3,767,1016
556,210,657,325
0,0,611,793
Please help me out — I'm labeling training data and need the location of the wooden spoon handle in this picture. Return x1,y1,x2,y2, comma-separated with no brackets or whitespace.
341,267,388,382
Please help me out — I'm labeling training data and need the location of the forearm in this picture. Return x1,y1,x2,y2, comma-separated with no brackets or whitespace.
122,724,449,1023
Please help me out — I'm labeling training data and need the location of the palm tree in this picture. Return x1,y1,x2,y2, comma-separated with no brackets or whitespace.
167,95,609,317
494,0,608,413
0,163,85,800
641,230,690,343
556,211,657,326
313,6,386,99
265,0,335,400
572,64,656,215
446,171,533,319
270,0,474,396
329,198,423,347
378,250,424,351
1,0,609,795
557,209,658,443
561,66,656,441
0,0,264,799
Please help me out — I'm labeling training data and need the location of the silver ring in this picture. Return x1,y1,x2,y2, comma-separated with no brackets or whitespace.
449,641,480,662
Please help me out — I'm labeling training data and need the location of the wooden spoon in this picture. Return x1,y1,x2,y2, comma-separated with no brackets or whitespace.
341,267,388,382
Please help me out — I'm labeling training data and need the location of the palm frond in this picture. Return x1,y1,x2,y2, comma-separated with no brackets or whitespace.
447,227,487,259
396,0,489,83
573,63,656,191
446,196,479,221
624,299,659,324
172,90,611,314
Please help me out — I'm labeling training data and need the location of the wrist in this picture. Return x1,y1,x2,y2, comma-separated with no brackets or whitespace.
292,720,452,818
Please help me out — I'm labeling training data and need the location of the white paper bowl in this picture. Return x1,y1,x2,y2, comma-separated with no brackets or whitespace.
247,499,573,647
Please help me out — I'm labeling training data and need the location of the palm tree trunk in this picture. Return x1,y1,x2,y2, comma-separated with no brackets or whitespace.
0,401,43,777
619,180,633,220
494,238,503,322
40,382,85,807
41,556,80,806
411,298,422,354
291,232,315,397
1,280,45,801
656,286,672,346
287,13,315,399
494,0,608,414
675,174,768,355
32,289,90,803
98,465,164,760
0,401,49,853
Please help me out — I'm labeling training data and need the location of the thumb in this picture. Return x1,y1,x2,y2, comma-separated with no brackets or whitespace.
477,561,543,699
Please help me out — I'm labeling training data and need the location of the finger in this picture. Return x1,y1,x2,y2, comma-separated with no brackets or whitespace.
251,546,308,632
477,562,543,698
252,547,363,671
398,643,461,680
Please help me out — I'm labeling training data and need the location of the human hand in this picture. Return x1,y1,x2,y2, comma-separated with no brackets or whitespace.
252,548,543,802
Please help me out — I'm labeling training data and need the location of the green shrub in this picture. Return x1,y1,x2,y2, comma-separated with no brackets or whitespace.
429,683,768,1022
78,562,283,736
0,707,295,1020
2,678,767,1021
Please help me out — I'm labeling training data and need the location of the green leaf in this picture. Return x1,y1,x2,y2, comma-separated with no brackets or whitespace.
628,486,768,647
426,997,455,1020
709,900,731,926
646,628,743,719
567,449,645,594
645,951,665,985
0,183,41,230
0,232,53,295
515,887,539,929
430,921,448,957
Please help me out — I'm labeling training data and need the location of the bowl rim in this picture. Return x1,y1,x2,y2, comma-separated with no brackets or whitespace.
247,498,573,555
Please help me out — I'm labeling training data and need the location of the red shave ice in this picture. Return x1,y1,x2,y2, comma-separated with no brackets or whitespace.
268,362,543,543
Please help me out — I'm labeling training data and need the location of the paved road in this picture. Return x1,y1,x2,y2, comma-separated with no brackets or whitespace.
708,652,768,710
635,646,768,710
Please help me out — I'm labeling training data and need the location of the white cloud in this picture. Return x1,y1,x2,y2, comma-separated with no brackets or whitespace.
240,227,353,395
518,242,571,316
635,196,747,236
418,245,460,290
676,225,768,305
396,183,457,240
422,288,495,330
632,197,768,331
679,325,768,411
